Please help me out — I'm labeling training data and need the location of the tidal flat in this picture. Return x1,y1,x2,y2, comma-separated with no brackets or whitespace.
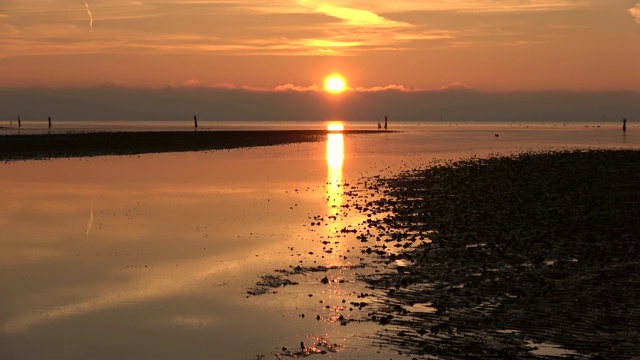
0,129,381,161
1,123,639,359
351,149,640,359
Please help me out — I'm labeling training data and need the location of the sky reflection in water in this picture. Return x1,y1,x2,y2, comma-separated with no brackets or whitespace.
1,123,638,359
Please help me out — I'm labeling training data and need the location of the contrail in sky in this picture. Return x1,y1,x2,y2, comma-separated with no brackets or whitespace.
85,3,93,31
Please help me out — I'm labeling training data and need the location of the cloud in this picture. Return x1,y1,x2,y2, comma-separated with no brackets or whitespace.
0,0,568,59
435,81,474,91
181,79,203,87
352,84,416,92
242,0,584,15
175,81,461,93
209,82,238,90
284,0,439,55
168,79,435,93
347,0,585,13
631,2,640,24
301,39,361,48
273,83,320,92
300,0,412,28
200,82,319,92
242,0,583,13
219,82,406,92
349,82,474,92
0,0,611,61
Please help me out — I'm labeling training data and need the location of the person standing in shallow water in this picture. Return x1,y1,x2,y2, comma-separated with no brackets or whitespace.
623,118,626,132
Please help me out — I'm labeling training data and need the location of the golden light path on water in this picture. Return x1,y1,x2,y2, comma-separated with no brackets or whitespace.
325,122,345,270
326,122,344,213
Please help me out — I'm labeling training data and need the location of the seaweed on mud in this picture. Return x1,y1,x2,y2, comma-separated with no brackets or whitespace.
274,264,367,276
248,264,367,296
247,275,299,296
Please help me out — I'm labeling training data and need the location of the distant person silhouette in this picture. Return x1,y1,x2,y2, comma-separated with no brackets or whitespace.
194,115,198,129
623,118,627,132
48,116,51,128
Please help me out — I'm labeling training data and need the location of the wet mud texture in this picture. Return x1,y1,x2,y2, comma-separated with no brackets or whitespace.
0,130,382,161
361,150,640,359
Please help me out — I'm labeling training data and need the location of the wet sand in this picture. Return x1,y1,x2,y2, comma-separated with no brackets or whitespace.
0,129,382,161
353,149,640,358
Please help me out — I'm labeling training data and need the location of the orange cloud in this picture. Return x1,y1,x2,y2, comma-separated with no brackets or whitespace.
436,82,473,91
356,1,584,13
304,1,412,28
181,79,203,87
0,0,584,59
210,82,238,90
173,81,471,93
351,82,474,92
631,2,640,24
204,82,319,92
273,83,320,92
352,84,414,92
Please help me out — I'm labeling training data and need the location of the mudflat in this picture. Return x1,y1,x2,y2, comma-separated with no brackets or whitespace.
355,149,640,358
0,130,382,161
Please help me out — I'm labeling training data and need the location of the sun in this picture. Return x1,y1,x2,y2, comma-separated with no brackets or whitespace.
324,75,346,93
327,122,344,131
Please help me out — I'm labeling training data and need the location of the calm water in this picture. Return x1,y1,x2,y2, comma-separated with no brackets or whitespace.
0,122,637,359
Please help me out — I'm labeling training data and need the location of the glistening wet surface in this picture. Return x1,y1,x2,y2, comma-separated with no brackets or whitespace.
1,123,638,359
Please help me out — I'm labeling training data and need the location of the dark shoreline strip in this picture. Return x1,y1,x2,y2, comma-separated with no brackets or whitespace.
0,130,384,161
360,149,640,359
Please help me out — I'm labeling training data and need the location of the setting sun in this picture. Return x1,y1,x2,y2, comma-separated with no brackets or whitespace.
327,122,344,131
324,75,346,93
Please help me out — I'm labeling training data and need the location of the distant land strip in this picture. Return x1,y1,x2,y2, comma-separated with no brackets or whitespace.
0,130,386,161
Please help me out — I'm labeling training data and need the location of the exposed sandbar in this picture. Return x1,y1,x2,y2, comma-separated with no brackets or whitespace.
360,149,640,358
0,129,383,161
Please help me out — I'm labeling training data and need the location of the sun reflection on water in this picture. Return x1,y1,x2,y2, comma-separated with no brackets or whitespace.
324,122,347,275
326,122,344,212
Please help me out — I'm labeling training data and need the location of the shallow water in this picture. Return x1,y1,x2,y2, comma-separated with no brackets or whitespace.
1,122,638,359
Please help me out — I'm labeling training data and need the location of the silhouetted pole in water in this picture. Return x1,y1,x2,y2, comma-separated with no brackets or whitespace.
384,115,388,130
48,116,51,128
623,118,627,132
194,115,198,129
18,115,21,128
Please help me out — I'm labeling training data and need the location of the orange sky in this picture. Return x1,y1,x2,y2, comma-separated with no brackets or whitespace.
1,0,640,91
